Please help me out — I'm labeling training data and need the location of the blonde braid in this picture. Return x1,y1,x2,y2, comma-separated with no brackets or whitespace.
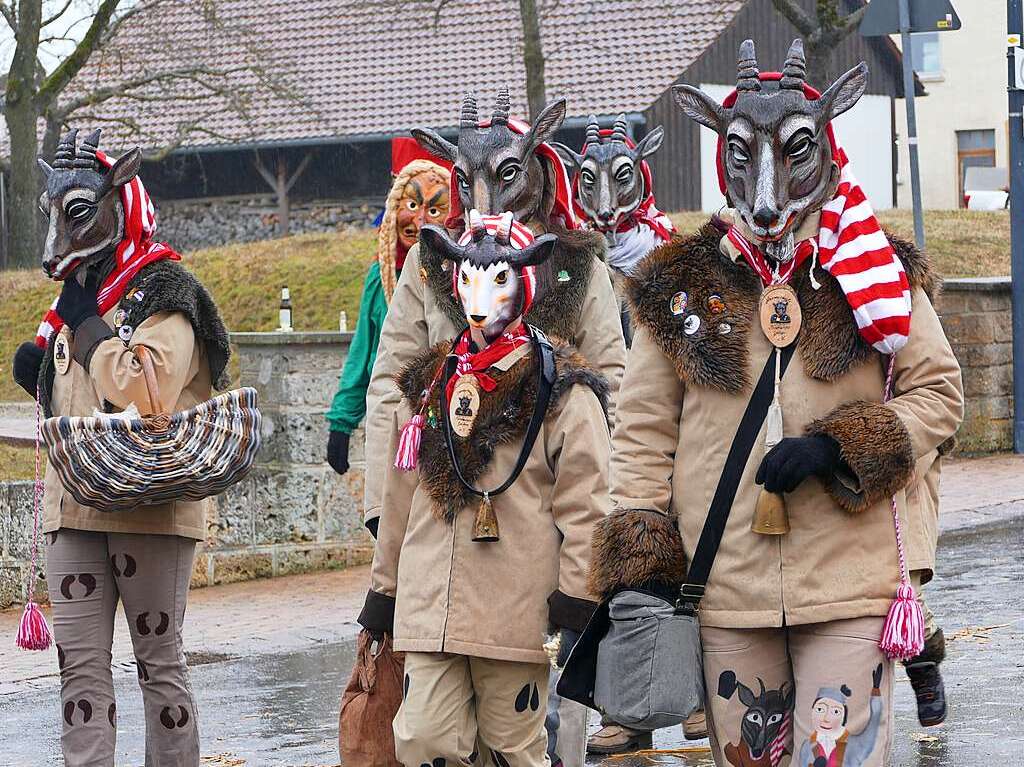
377,160,450,303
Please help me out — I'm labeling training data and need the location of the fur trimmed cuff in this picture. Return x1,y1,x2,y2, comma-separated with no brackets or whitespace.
548,590,599,633
806,400,915,513
588,509,687,599
72,315,115,370
357,589,396,635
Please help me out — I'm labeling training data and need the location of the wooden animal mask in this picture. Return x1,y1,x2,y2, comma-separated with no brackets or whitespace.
673,39,867,262
395,167,450,250
37,128,142,280
420,211,556,343
553,115,664,241
411,87,567,227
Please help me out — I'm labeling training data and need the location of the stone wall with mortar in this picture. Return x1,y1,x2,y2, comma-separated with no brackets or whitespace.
1,331,372,609
935,278,1013,453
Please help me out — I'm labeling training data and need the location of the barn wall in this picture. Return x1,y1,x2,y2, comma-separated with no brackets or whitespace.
644,0,908,212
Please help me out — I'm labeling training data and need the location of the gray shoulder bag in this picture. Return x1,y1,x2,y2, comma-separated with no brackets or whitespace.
558,344,795,729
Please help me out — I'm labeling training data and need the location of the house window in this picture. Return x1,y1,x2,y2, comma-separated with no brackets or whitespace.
910,32,941,77
956,129,996,207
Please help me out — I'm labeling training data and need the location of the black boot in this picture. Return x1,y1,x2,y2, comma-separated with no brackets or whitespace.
903,628,947,727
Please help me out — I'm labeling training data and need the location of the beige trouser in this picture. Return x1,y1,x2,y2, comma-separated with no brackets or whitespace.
45,528,199,767
395,652,551,767
701,617,894,767
910,570,938,641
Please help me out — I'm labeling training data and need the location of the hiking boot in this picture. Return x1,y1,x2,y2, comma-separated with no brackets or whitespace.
904,628,947,727
683,709,708,740
586,724,653,755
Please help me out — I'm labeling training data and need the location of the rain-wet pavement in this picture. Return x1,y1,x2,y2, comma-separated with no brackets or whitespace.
2,512,1021,766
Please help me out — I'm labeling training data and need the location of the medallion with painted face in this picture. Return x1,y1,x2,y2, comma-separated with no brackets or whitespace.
396,169,450,251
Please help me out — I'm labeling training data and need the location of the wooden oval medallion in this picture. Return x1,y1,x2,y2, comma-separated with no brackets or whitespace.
449,374,481,438
54,327,72,376
759,284,801,348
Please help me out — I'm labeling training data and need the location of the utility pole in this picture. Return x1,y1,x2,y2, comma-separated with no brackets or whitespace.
899,0,926,249
1008,0,1024,452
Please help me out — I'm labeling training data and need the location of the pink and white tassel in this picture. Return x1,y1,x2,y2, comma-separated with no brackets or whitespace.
394,414,425,471
16,602,52,651
878,356,925,661
16,384,52,651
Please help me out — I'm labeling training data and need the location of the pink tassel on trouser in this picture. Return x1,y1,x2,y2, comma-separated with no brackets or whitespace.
16,602,52,650
394,414,425,471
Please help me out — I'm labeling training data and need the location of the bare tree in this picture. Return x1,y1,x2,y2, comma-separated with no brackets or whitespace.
771,0,868,85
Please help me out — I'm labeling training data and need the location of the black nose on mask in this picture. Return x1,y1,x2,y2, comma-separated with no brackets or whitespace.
470,314,487,323
753,207,779,228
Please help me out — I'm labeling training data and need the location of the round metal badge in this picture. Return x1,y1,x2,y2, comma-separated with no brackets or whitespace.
449,374,481,438
759,284,801,348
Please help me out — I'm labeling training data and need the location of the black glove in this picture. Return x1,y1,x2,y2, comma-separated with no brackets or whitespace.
12,342,44,398
557,629,581,667
327,430,350,475
755,435,841,494
55,270,101,331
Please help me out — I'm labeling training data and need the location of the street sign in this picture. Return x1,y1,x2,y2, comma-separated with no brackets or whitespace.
860,0,961,36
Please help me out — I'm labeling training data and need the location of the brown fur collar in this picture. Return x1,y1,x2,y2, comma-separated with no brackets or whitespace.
627,220,938,391
395,336,609,522
419,223,605,341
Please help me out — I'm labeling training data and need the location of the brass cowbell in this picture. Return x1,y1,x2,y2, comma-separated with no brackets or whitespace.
472,492,500,542
751,489,790,535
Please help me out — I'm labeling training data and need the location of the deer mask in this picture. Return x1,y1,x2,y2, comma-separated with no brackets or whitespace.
552,115,664,242
37,129,143,281
412,87,567,228
419,211,556,344
673,39,867,262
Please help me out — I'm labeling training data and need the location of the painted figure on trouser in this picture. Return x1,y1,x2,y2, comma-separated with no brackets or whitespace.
325,139,451,485
11,129,231,766
587,40,964,767
357,211,610,767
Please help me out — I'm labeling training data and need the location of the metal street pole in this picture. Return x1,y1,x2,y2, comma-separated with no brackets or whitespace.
899,0,926,249
1008,0,1024,453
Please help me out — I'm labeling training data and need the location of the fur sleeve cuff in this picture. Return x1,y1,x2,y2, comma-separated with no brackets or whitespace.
587,509,687,599
806,400,914,513
357,589,396,635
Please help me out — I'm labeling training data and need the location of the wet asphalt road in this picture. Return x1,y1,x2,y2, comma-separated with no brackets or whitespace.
2,515,1021,766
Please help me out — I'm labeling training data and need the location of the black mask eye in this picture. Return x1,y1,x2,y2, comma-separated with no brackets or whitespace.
580,168,595,187
498,162,520,184
614,164,634,184
787,135,814,162
728,141,749,165
455,170,470,191
65,201,96,223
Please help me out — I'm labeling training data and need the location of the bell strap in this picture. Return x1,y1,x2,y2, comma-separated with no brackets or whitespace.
676,343,796,612
441,325,556,500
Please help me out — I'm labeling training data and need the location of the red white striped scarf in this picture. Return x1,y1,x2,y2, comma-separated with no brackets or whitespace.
718,75,912,355
34,150,181,348
444,117,579,231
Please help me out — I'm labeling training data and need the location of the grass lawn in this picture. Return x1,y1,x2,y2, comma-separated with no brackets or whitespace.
0,444,38,481
0,210,1009,406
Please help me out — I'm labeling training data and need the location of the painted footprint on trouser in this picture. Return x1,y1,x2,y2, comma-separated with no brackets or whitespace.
160,705,190,729
58,574,97,599
107,702,116,728
63,699,93,725
110,553,137,577
136,611,170,636
513,683,540,713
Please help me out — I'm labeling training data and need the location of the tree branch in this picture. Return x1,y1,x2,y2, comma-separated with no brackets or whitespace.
41,0,74,28
838,4,868,35
34,0,122,109
772,0,817,37
100,0,168,46
0,2,15,32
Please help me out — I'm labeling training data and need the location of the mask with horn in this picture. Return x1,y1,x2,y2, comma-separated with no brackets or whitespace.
37,128,143,280
411,86,568,229
672,38,867,263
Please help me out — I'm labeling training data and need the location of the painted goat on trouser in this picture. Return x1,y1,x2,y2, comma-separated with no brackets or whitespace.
11,128,231,767
358,210,610,767
587,38,962,767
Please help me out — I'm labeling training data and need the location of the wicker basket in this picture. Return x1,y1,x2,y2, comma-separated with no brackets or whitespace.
42,346,262,512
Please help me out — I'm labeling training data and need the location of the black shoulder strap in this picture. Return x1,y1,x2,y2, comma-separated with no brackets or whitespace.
676,344,795,612
441,325,556,498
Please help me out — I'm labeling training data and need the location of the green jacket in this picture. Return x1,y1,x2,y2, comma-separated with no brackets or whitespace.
326,261,390,434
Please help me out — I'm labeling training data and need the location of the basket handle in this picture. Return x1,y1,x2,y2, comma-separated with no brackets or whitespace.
133,345,165,416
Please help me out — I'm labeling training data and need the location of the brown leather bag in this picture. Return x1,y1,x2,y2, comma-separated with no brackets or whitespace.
339,631,405,767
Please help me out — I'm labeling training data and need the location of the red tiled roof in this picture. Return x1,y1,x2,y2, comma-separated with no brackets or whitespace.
53,0,747,151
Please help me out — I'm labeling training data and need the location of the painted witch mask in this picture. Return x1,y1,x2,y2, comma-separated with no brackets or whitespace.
37,128,143,280
419,211,556,344
673,38,867,262
553,115,664,239
395,167,450,250
412,87,567,227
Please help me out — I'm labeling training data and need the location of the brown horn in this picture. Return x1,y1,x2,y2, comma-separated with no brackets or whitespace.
468,209,487,242
611,114,628,142
780,38,807,91
736,39,761,92
53,129,79,170
585,116,601,147
494,211,513,245
460,92,479,130
74,128,102,169
492,85,511,126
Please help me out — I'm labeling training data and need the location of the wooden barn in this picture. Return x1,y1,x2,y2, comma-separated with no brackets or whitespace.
66,0,918,224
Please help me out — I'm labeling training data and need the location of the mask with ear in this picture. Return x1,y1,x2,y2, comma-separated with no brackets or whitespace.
553,115,665,238
411,87,570,229
37,128,143,280
672,38,867,262
419,210,557,344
